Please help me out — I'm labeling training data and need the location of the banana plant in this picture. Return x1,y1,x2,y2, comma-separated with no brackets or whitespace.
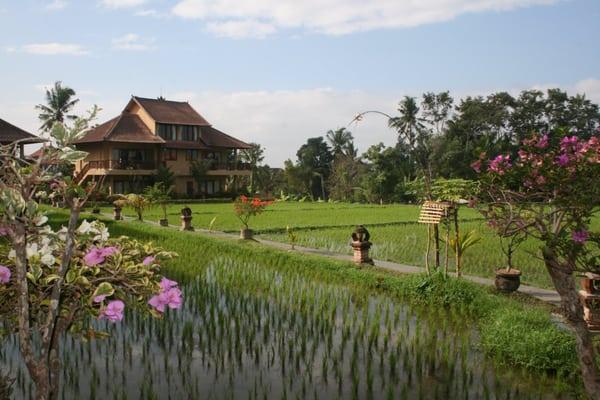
446,230,481,277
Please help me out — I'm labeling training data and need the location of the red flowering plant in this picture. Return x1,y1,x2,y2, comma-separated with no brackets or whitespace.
471,129,600,396
233,195,273,230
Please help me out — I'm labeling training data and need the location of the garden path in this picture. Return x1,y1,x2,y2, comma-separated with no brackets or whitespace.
101,212,562,306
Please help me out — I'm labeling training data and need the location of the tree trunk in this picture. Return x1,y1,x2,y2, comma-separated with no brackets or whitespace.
433,225,440,269
543,249,600,399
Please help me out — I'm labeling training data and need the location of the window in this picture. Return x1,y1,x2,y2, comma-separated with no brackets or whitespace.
158,124,201,142
162,148,177,161
185,149,199,161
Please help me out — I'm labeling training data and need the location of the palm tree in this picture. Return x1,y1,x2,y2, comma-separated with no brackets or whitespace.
388,96,424,150
36,81,79,132
326,128,354,157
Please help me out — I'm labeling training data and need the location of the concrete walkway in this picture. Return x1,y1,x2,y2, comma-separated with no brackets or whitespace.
99,212,562,306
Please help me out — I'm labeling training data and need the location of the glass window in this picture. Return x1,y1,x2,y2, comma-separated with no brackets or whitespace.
185,149,199,161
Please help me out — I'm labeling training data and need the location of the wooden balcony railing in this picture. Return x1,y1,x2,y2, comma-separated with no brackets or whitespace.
87,160,157,170
207,161,252,171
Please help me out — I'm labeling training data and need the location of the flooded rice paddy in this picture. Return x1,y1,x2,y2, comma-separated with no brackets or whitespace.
1,258,573,399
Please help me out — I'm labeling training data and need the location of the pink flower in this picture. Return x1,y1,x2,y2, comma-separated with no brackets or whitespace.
159,277,178,291
142,256,155,266
536,134,549,149
470,159,482,173
0,227,9,236
572,230,589,244
0,266,11,284
488,155,512,175
149,278,183,313
556,153,570,167
99,300,125,322
84,246,119,266
93,294,108,303
100,247,118,257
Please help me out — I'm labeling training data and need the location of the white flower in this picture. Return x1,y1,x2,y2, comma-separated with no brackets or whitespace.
93,226,109,242
26,243,39,259
34,215,48,227
41,253,56,266
77,220,92,234
57,227,68,242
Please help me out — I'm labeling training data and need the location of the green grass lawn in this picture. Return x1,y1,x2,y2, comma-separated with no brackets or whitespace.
101,200,598,289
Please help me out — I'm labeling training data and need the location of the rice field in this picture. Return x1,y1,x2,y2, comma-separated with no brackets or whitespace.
102,201,600,289
1,257,574,399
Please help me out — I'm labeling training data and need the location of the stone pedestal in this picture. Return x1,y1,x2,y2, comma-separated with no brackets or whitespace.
240,228,253,240
180,207,194,231
180,216,194,231
113,207,122,221
580,273,600,331
351,240,373,265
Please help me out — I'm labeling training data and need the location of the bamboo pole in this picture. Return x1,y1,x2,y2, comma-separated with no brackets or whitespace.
433,224,440,269
425,224,431,275
453,208,461,277
444,220,450,276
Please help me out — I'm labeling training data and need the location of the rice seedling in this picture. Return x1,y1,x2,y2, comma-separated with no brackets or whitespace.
0,209,585,399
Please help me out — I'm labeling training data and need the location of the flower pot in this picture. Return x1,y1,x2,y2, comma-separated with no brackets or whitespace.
113,207,122,221
581,272,600,295
159,219,169,227
240,228,253,240
92,208,100,214
495,268,521,293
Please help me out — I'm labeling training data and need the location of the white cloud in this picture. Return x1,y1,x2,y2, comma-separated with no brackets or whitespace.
21,43,88,55
46,0,67,10
574,79,600,104
111,33,155,51
100,0,146,9
172,0,559,38
206,20,276,39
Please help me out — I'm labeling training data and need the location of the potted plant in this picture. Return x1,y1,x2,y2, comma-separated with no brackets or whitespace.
115,193,149,221
112,199,126,221
495,231,525,293
144,183,171,227
233,195,272,239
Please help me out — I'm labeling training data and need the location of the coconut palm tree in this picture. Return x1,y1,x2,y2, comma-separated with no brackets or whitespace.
326,128,354,157
36,81,79,132
388,96,424,150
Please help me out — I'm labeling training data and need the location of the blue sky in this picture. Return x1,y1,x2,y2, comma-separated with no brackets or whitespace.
1,0,599,166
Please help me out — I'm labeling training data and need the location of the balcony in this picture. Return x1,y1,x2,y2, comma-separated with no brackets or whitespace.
207,161,251,171
87,160,157,170
205,161,252,176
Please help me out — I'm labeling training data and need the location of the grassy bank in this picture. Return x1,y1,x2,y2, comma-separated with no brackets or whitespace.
47,208,592,393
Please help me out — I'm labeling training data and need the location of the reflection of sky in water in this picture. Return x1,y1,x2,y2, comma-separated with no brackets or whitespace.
1,258,574,399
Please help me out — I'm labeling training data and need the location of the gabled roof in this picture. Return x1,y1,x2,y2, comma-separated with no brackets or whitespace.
130,96,211,126
0,118,46,144
202,126,251,149
74,113,165,144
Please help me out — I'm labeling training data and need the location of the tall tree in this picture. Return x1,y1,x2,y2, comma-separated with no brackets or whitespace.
241,143,265,194
326,128,354,157
388,96,425,150
36,81,79,132
296,137,333,200
421,91,454,135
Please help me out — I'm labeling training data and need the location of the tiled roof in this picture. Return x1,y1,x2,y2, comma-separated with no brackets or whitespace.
132,96,210,126
74,113,165,144
202,126,251,149
0,118,46,144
